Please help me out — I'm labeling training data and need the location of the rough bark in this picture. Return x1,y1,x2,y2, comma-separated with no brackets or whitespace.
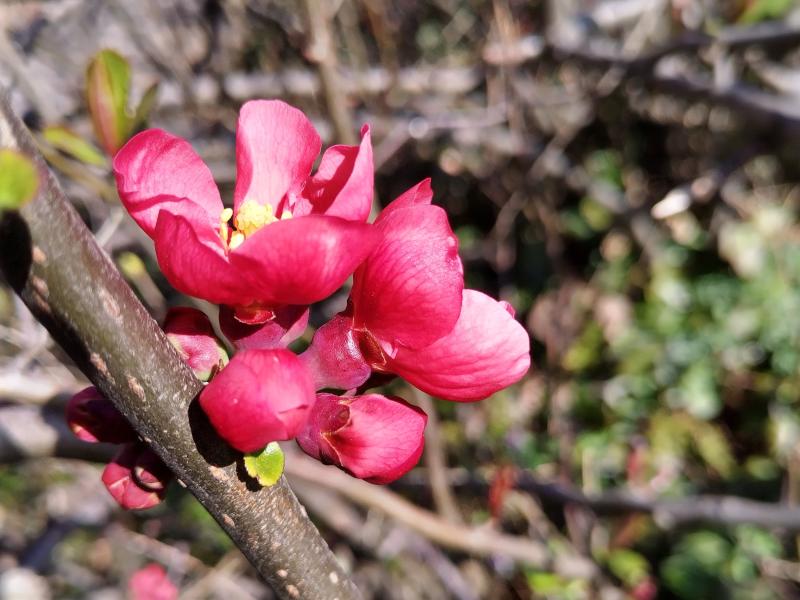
0,95,360,600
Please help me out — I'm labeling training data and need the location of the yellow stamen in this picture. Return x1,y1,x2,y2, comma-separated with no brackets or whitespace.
234,200,276,238
229,231,246,250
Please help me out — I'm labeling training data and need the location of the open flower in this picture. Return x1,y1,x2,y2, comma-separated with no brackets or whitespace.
297,393,427,484
114,100,377,323
301,180,531,401
300,179,464,389
199,349,314,452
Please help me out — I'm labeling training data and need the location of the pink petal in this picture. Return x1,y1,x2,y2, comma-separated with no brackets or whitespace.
351,203,463,350
299,313,371,391
388,290,531,401
152,212,256,306
374,178,433,224
128,564,178,600
233,100,321,212
219,304,309,350
65,386,137,444
102,443,168,510
163,307,228,381
113,129,222,237
132,447,173,492
296,124,373,221
199,349,314,452
231,215,379,306
297,393,427,484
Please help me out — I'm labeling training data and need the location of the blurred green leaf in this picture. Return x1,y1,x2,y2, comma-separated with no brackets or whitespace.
738,0,794,23
243,442,285,487
0,149,39,210
132,82,159,132
608,549,650,587
42,126,108,168
86,49,131,155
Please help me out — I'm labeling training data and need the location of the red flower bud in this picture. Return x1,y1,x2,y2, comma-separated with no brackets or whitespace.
163,307,228,381
299,313,371,391
102,443,171,510
65,386,137,444
199,349,314,452
297,393,427,484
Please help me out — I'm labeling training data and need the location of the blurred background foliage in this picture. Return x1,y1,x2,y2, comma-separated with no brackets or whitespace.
4,0,800,598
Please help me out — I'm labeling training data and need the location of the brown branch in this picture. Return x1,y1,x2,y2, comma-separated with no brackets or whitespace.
302,0,357,145
0,95,360,600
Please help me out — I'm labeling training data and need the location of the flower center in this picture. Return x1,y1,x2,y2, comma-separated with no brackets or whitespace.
219,200,293,251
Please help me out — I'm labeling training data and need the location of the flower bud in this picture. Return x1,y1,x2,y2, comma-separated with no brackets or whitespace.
199,349,314,452
102,443,171,510
163,307,228,381
65,386,137,444
297,393,427,484
299,313,371,391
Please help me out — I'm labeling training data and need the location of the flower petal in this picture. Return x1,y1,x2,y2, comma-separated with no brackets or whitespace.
113,129,222,237
351,203,463,350
231,215,379,306
388,290,531,401
153,212,255,306
66,386,137,444
163,307,228,381
128,564,179,600
219,304,309,350
102,443,168,510
296,124,373,221
233,100,321,212
297,393,427,484
374,178,433,224
299,313,371,391
199,349,314,452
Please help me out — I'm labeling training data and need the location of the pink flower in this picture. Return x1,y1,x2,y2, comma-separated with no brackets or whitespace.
301,181,530,401
300,179,464,389
113,100,377,322
199,349,314,452
128,564,178,600
102,443,172,510
163,307,228,381
65,386,137,444
297,393,427,484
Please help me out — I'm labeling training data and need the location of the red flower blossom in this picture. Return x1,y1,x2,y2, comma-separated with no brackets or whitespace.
113,100,377,322
65,386,137,444
199,349,314,452
300,179,464,389
163,307,228,381
102,442,172,510
301,179,530,400
297,393,427,484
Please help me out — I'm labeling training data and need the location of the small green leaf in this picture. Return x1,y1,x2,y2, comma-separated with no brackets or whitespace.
243,442,285,487
86,49,131,155
42,126,108,168
131,82,159,132
0,149,39,210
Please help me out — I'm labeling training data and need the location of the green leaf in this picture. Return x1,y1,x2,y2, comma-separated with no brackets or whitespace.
131,82,159,132
42,126,108,168
86,49,131,155
738,0,794,23
243,442,285,487
608,549,650,586
0,149,39,211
